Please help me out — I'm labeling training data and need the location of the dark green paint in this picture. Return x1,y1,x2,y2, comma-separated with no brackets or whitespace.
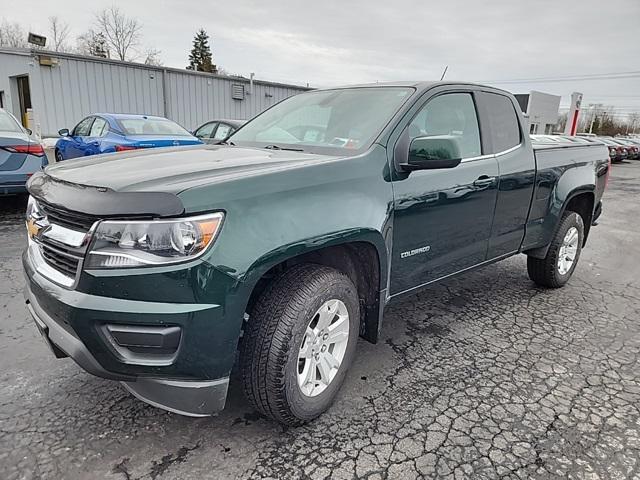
27,82,608,384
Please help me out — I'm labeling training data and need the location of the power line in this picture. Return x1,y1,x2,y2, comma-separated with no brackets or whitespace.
478,71,640,84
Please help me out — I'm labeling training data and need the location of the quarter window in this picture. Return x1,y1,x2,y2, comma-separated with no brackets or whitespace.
408,93,481,158
484,93,522,153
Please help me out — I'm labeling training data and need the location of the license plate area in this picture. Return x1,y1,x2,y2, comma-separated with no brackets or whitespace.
30,304,69,359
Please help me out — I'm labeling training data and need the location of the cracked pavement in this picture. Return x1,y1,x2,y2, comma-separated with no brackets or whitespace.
1,162,640,479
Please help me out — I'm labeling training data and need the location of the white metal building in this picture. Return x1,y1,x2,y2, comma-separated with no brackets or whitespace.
0,47,309,137
514,91,561,134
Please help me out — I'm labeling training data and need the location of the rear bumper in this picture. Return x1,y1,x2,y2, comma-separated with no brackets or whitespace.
0,184,27,194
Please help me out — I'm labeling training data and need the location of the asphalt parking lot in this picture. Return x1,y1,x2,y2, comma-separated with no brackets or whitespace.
1,162,640,480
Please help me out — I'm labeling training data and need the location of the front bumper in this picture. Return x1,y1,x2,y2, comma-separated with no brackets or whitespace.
25,282,229,416
22,247,239,416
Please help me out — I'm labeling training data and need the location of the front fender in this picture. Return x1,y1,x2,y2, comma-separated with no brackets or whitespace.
180,145,394,342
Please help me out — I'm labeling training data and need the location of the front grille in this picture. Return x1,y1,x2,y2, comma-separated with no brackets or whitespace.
39,239,84,278
39,202,100,232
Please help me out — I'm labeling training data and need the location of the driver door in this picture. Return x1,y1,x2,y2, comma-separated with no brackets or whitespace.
390,90,499,294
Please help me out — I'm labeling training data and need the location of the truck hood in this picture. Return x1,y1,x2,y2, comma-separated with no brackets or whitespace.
43,144,342,193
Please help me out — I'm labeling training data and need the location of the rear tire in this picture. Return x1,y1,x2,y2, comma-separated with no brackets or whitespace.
240,264,359,426
527,211,584,288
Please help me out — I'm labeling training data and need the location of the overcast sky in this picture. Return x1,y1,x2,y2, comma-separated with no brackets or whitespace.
4,0,639,115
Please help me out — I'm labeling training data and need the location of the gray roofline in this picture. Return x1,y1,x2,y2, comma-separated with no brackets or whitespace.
0,46,311,91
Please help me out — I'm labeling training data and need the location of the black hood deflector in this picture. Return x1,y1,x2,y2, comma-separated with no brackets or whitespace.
27,172,184,218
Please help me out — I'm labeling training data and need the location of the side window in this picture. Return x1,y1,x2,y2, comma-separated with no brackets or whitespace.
408,93,481,158
89,117,108,137
213,123,232,140
73,117,94,137
484,93,522,153
194,122,217,139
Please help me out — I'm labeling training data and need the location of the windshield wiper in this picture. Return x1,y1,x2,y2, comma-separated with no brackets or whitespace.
218,140,235,146
263,144,304,152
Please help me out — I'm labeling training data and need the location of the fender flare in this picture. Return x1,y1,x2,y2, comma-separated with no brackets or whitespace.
237,228,389,343
525,187,595,259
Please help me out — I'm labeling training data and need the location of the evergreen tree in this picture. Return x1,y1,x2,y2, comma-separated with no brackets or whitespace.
187,29,217,73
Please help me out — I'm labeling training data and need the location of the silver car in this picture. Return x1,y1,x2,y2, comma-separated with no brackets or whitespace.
0,109,47,195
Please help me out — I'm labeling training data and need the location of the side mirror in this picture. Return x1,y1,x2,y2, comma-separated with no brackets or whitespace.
58,128,70,137
401,135,462,171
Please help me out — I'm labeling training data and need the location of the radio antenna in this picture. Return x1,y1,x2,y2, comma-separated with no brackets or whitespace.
440,65,449,81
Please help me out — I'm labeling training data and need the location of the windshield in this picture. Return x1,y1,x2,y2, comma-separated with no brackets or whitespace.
0,110,23,133
117,117,192,136
229,87,414,153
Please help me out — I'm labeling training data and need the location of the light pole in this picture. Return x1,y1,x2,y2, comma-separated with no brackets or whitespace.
589,103,603,135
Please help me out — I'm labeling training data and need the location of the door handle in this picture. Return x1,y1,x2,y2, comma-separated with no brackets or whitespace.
473,175,495,187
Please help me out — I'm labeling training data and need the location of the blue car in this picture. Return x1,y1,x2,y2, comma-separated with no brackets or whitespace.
0,108,48,195
54,114,203,161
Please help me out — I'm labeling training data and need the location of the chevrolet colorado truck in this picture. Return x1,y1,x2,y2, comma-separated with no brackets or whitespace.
23,82,609,425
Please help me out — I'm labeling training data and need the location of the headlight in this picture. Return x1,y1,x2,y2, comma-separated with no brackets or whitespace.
85,212,224,268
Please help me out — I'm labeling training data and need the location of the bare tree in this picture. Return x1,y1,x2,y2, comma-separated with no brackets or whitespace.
143,47,162,66
0,19,26,48
94,6,141,61
49,16,71,52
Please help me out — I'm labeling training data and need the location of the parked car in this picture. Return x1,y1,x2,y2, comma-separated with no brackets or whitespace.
596,137,627,163
54,114,202,161
0,108,47,195
193,119,245,144
609,138,640,159
621,137,640,153
24,82,609,425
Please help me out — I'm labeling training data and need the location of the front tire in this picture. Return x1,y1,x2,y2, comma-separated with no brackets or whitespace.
527,211,584,288
240,264,359,425
55,150,64,162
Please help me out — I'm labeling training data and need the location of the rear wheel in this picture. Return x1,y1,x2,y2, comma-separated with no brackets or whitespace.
527,211,584,288
240,264,359,425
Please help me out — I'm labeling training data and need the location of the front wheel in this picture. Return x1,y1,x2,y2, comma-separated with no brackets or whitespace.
55,150,64,162
240,264,359,425
527,211,584,288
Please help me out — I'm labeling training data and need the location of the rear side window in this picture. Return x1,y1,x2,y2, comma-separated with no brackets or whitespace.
213,123,233,140
0,110,22,132
483,93,522,153
90,117,108,137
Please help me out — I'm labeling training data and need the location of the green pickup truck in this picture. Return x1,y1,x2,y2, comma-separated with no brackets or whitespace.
23,82,609,425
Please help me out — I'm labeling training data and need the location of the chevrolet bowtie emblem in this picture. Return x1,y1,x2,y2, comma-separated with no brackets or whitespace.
26,218,40,239
26,217,48,239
